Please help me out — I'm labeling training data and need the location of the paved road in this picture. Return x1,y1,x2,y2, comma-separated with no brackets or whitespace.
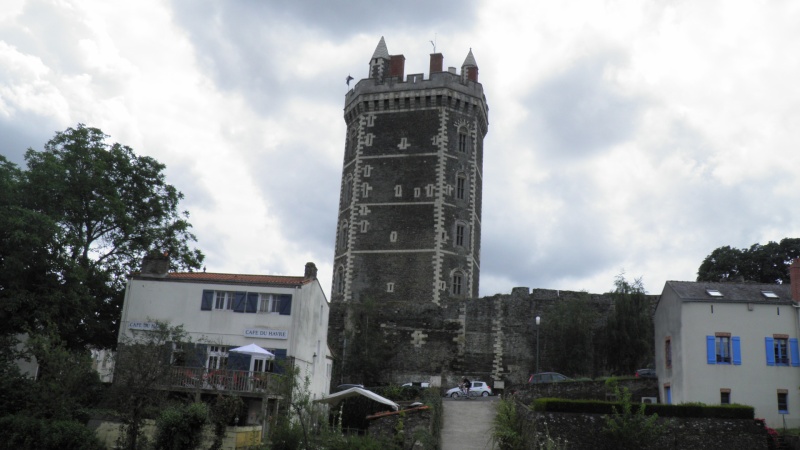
441,395,498,450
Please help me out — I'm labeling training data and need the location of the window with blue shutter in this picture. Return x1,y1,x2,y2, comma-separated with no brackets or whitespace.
278,294,292,315
791,339,800,367
232,291,246,312
706,336,716,364
766,337,776,366
201,290,213,311
272,349,288,374
246,292,258,313
732,336,741,365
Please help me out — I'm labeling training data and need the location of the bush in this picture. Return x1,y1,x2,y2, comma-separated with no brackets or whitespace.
152,402,208,450
532,398,754,419
0,414,104,450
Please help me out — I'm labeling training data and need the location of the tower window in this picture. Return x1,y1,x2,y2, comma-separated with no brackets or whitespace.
458,127,468,153
335,266,345,294
456,174,466,200
394,185,402,197
363,165,372,177
338,221,348,251
360,221,369,233
390,231,397,242
414,188,421,198
386,282,395,293
451,272,464,295
456,225,465,246
362,183,372,198
343,177,353,207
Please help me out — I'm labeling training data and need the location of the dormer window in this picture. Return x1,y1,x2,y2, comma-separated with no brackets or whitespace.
706,289,723,297
762,290,779,299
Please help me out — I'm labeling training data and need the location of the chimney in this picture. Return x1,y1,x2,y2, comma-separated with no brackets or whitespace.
389,54,405,79
791,259,800,302
141,253,169,278
430,53,443,74
304,262,318,280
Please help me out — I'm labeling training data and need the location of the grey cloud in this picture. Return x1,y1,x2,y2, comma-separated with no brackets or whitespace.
0,116,63,166
526,52,646,160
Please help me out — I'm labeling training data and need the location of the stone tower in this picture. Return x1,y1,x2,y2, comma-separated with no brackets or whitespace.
330,37,488,383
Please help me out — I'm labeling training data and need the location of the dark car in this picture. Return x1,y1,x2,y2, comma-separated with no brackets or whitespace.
528,372,570,384
635,369,657,379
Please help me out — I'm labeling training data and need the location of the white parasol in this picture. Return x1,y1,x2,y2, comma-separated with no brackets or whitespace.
229,343,275,359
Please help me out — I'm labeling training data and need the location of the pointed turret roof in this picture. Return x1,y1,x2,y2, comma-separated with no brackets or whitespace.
462,48,478,68
372,36,389,60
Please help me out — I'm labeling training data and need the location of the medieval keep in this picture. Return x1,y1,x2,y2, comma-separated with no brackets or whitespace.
329,37,489,384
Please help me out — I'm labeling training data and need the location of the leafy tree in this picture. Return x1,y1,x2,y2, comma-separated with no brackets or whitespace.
344,298,394,386
5,124,203,350
697,238,800,284
107,321,189,450
208,394,244,450
602,383,665,450
604,274,653,375
152,402,208,450
542,293,599,376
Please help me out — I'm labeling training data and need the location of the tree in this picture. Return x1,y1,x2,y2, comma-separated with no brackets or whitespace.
542,293,599,376
697,238,800,284
152,402,208,450
8,124,203,350
604,274,653,375
107,321,189,450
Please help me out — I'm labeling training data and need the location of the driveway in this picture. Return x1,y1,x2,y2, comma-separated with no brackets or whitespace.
440,395,498,450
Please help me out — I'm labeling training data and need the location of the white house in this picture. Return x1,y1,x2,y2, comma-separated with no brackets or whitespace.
654,262,800,428
117,256,331,427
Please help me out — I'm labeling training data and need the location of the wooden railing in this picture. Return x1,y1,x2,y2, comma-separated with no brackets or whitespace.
165,366,282,395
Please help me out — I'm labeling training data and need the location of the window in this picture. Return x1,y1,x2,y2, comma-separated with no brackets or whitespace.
457,127,468,153
386,282,394,293
259,294,281,313
706,289,723,297
343,177,353,206
665,338,672,368
762,290,779,299
451,271,463,295
338,221,348,251
414,187,421,198
360,220,369,233
766,336,799,366
207,345,229,370
456,174,466,200
706,334,741,365
253,358,273,373
363,165,372,177
720,389,731,405
456,224,465,246
779,391,789,414
362,183,372,198
335,266,345,294
215,291,234,310
389,231,397,242
716,336,731,363
775,337,789,365
394,185,402,197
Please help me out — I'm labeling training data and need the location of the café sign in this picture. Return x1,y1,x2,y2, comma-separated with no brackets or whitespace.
128,321,159,331
244,328,288,340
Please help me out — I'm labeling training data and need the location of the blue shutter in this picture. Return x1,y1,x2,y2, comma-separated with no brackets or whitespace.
766,337,775,366
272,349,288,374
246,292,259,313
228,352,250,371
732,336,741,365
791,338,800,367
279,294,292,315
706,336,716,364
201,290,213,310
232,292,246,312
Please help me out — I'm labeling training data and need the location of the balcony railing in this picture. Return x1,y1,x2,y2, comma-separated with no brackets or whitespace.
165,366,282,395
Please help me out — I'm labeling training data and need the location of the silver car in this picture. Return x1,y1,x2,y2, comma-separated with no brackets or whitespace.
445,380,492,397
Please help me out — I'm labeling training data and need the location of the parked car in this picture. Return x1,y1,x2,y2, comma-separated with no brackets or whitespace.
445,380,492,397
528,372,570,384
402,382,430,388
635,368,657,379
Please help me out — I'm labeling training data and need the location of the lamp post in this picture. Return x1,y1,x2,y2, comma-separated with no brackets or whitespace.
535,316,541,375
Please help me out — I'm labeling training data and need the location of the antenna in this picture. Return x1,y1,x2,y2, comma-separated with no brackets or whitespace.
430,33,437,53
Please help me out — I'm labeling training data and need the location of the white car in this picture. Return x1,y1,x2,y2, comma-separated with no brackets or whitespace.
445,381,492,397
402,382,430,388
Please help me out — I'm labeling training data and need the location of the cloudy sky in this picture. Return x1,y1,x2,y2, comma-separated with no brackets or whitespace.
2,0,799,297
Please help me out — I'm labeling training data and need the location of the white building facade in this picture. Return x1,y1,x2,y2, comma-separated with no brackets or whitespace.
655,272,800,428
118,258,331,425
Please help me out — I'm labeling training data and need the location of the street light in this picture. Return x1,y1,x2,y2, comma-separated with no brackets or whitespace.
535,316,541,375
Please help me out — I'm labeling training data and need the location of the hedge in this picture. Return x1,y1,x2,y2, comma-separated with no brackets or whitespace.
532,398,754,419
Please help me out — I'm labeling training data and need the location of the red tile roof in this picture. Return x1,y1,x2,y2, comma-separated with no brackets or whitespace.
136,272,312,287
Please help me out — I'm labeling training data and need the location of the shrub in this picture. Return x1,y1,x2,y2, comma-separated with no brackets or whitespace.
152,402,208,450
0,414,104,450
602,386,666,450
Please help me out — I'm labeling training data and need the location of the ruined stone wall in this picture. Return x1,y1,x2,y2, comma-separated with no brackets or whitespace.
332,287,658,388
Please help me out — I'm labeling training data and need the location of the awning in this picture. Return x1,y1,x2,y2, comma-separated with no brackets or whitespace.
229,343,275,359
313,387,399,411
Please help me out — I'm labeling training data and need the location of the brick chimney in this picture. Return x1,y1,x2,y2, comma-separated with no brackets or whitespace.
389,54,405,79
304,262,318,280
430,53,443,74
141,253,169,277
791,259,800,302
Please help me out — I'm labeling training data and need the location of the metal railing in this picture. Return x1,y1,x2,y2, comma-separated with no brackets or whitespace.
165,366,282,395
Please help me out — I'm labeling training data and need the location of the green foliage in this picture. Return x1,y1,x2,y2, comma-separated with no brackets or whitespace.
542,292,599,376
532,396,754,420
604,274,653,374
492,397,525,450
342,298,393,385
108,321,189,450
697,238,800,284
1,124,204,350
152,402,208,450
208,394,244,450
602,386,665,450
0,414,104,450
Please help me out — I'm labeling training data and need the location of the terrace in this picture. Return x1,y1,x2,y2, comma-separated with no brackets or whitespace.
164,366,284,397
